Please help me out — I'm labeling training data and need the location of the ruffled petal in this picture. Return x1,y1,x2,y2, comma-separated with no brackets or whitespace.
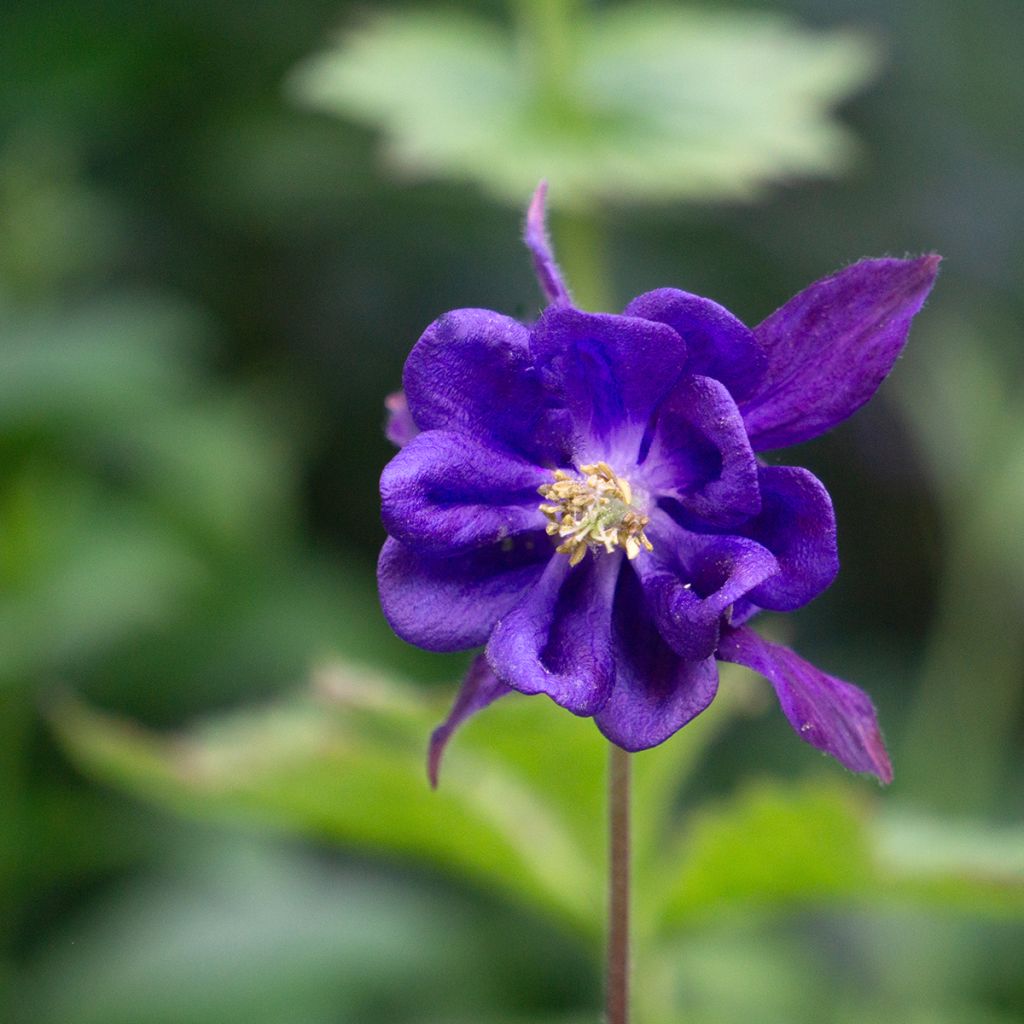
428,654,513,787
742,256,941,450
524,180,571,307
381,430,549,552
640,374,760,527
487,552,619,716
736,465,838,611
624,288,766,402
595,568,719,751
717,627,892,782
403,308,570,462
378,535,549,652
636,512,779,661
530,306,687,463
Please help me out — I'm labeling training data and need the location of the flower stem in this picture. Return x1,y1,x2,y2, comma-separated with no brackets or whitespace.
607,742,631,1024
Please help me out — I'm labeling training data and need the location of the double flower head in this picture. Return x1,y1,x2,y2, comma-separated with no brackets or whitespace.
379,184,939,785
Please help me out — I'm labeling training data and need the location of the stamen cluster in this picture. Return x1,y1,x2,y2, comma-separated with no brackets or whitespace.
538,462,654,566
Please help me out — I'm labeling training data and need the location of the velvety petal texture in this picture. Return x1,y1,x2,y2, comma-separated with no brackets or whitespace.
404,308,568,462
381,431,548,552
742,256,940,450
379,199,937,783
636,514,779,661
531,306,686,462
378,534,549,652
718,627,892,782
641,374,760,527
487,554,619,716
625,288,766,402
595,569,719,750
738,466,838,611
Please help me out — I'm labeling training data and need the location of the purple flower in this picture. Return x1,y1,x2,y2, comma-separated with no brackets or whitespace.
379,183,939,786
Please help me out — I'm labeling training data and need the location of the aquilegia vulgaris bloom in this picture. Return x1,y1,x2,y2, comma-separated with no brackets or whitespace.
379,184,939,786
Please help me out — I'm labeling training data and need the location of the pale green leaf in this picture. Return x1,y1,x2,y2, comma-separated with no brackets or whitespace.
51,669,604,936
290,7,879,207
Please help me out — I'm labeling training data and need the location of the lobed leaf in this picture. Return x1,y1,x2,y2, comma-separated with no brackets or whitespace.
290,7,879,207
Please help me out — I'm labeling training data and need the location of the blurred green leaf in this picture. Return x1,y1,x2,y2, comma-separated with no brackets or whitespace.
657,782,874,930
18,839,513,1024
656,782,1024,935
876,811,1024,916
50,664,744,939
290,7,878,207
51,670,604,935
52,673,1024,953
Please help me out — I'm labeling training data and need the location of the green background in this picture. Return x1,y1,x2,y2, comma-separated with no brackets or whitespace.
1,1,1022,1021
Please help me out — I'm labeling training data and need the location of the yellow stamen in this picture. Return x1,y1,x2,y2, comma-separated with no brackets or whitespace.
537,463,653,567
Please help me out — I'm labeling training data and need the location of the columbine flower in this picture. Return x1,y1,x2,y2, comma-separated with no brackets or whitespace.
379,183,939,785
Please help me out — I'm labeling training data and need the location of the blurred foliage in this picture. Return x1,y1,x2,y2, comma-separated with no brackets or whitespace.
292,4,878,208
52,670,1024,937
1,0,1023,1022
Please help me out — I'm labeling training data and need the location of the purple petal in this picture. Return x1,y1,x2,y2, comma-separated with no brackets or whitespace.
428,654,513,788
524,181,571,308
640,374,760,527
635,512,779,661
742,256,941,450
531,307,686,463
737,465,838,611
403,308,570,463
380,430,548,552
718,627,892,782
595,568,719,751
487,552,619,716
378,535,549,653
384,391,419,448
624,288,766,402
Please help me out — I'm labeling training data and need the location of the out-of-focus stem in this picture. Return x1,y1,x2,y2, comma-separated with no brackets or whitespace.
608,743,631,1024
514,0,583,108
899,530,1024,814
553,205,612,312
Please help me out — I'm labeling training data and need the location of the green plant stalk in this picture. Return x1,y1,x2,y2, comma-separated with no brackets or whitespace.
608,744,631,1024
899,527,1024,814
513,0,584,109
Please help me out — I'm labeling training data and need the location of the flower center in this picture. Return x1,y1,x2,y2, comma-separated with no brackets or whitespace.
537,462,654,567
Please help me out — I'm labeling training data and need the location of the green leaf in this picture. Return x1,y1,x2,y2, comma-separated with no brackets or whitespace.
18,839,521,1024
51,671,605,936
654,781,1024,935
290,7,878,207
876,810,1024,916
656,782,874,931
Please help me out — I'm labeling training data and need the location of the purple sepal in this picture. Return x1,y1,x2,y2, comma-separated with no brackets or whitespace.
487,553,619,716
625,288,766,402
641,374,760,527
595,569,719,751
378,535,548,652
380,430,548,553
524,181,571,308
718,626,893,782
531,306,686,462
428,654,512,787
384,391,419,447
742,256,941,451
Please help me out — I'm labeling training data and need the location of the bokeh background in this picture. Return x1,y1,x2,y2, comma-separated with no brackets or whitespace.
1,1,1023,1022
